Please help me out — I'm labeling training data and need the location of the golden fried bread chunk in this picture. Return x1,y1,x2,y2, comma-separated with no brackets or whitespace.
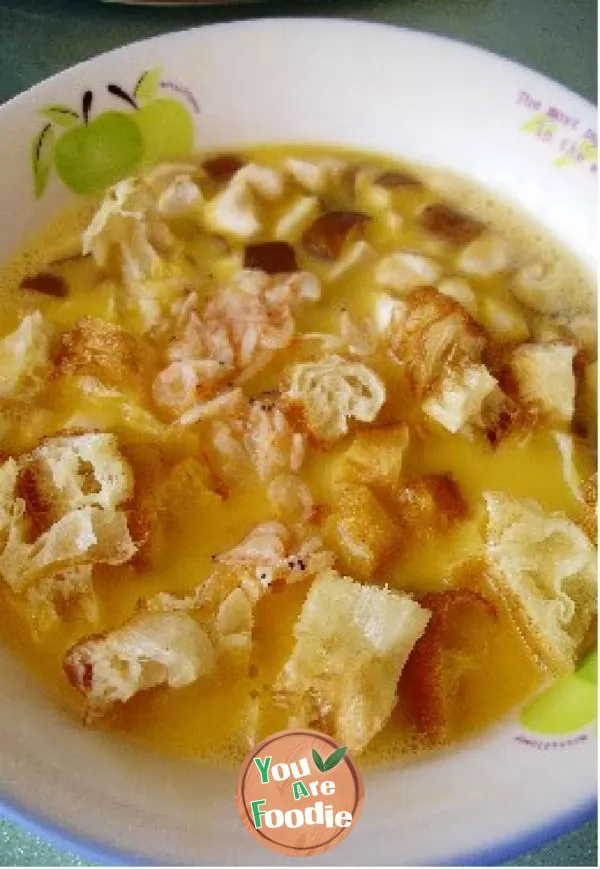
275,570,430,751
333,423,410,492
401,589,497,742
0,434,136,604
325,484,398,580
64,612,215,718
54,316,148,392
285,355,386,442
484,491,596,674
389,474,468,539
389,287,487,402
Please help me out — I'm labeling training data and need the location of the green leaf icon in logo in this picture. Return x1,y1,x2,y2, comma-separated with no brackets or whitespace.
32,123,55,199
134,67,163,106
322,747,348,771
312,746,348,772
312,748,325,772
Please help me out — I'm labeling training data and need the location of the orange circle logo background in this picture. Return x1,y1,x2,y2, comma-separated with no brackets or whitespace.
236,729,364,857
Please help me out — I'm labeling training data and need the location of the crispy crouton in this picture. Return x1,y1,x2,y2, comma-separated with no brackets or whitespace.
510,343,576,424
479,344,535,445
54,317,146,391
325,484,398,580
389,474,468,539
0,436,136,602
389,288,486,400
479,388,528,448
274,570,431,751
334,424,410,492
16,464,55,537
64,612,215,717
18,433,133,525
423,364,498,434
484,491,597,673
0,504,136,594
285,355,386,442
401,589,496,741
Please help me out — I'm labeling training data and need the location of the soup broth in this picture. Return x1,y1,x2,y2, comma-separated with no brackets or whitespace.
0,145,596,766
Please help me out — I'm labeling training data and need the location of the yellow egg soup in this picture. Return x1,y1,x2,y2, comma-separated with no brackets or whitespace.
0,146,596,766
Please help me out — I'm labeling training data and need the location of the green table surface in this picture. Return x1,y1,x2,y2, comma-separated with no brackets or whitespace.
0,0,597,865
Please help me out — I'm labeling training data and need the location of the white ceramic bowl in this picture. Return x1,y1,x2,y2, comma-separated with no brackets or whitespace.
0,19,596,866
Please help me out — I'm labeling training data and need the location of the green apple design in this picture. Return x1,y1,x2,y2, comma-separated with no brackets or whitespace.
108,68,194,163
520,649,597,736
32,67,195,198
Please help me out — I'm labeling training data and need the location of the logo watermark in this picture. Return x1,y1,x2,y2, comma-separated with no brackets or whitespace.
236,729,364,857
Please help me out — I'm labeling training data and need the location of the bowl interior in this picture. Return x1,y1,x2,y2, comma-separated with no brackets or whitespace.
0,19,596,866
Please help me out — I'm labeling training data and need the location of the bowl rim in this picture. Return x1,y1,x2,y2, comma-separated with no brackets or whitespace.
0,15,595,115
0,16,596,867
0,789,596,867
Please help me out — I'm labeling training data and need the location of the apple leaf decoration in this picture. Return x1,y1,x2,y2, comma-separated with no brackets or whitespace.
32,123,55,199
39,105,79,128
107,84,138,111
134,67,163,106
82,90,93,125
